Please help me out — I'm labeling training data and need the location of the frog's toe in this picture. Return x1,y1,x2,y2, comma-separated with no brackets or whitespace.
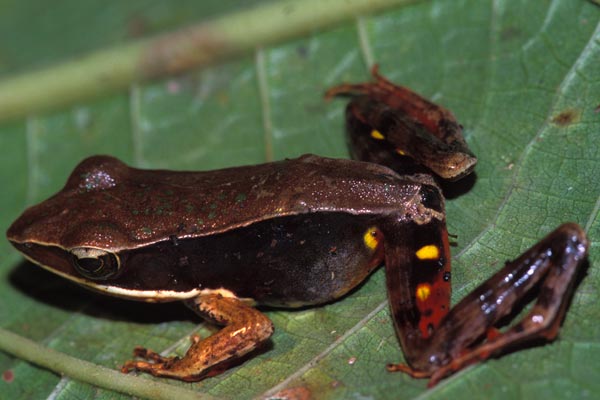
190,334,202,344
121,359,185,379
121,360,150,374
123,347,180,371
130,346,176,363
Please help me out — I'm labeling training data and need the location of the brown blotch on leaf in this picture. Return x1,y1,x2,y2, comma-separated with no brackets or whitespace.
270,386,312,400
139,26,225,79
551,108,581,126
2,369,14,383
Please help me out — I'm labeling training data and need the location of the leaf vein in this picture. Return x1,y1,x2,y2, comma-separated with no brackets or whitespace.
24,116,41,206
261,301,387,397
356,16,375,69
129,84,145,167
256,48,274,162
456,17,600,259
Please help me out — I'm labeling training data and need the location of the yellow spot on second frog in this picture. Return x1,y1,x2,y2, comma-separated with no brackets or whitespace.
396,148,407,156
370,129,385,140
416,244,440,260
416,284,431,302
363,227,379,250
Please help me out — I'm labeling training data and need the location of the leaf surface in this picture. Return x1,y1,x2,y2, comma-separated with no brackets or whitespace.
0,1,599,399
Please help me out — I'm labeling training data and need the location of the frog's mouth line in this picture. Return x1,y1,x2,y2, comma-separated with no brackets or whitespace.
73,278,204,303
18,250,202,302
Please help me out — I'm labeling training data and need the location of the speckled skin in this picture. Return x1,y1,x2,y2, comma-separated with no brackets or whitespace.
8,154,432,251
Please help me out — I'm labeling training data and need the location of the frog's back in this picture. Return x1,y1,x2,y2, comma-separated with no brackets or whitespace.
9,155,433,252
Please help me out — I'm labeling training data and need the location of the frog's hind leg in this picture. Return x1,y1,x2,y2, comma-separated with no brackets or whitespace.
385,222,588,386
121,293,274,381
424,223,588,386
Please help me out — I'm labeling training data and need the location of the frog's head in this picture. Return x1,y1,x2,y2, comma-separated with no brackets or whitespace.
7,155,206,302
7,156,135,295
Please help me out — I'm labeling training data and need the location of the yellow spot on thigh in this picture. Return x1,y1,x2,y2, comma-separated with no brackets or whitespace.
416,244,440,260
363,227,379,250
395,148,407,156
370,129,385,140
416,283,431,302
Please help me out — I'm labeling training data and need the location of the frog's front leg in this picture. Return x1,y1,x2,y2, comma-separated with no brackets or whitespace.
121,293,274,381
384,222,588,387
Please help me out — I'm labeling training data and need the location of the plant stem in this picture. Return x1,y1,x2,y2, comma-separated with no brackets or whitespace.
0,327,214,400
0,0,417,122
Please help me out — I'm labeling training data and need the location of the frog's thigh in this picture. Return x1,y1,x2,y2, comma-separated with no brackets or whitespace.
123,294,274,381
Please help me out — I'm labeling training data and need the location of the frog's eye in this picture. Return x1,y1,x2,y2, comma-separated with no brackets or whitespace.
70,247,120,279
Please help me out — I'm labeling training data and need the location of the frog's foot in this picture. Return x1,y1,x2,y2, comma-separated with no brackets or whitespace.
121,356,179,376
131,346,175,363
387,359,481,388
121,293,274,381
386,363,431,379
189,334,201,344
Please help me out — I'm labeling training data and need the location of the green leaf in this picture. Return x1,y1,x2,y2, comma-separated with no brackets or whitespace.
1,1,599,399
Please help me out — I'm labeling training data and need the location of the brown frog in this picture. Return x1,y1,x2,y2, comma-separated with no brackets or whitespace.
6,68,588,386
